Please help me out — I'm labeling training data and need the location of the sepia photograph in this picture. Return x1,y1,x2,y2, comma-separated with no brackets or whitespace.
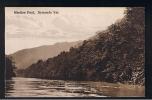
5,7,145,97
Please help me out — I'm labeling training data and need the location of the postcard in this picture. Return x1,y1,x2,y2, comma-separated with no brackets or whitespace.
5,7,145,97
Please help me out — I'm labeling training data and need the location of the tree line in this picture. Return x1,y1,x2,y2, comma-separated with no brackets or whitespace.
6,56,16,79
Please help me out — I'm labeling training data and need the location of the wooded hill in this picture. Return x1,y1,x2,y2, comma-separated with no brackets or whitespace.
18,7,144,85
11,41,81,69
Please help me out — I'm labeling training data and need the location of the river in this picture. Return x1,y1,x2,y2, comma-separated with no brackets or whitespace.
5,77,144,97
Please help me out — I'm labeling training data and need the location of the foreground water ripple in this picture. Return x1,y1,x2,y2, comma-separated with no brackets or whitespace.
5,77,144,97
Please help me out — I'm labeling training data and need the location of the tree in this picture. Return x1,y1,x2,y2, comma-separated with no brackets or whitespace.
6,56,16,79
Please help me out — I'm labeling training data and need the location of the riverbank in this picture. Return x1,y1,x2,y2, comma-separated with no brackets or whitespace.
90,81,144,97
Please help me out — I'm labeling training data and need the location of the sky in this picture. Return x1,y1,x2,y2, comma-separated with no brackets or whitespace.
5,7,125,54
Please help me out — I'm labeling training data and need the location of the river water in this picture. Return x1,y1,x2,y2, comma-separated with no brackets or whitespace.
5,77,144,97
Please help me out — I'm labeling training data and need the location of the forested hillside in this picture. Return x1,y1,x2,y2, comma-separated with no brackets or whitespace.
11,41,81,69
6,56,16,79
18,7,144,85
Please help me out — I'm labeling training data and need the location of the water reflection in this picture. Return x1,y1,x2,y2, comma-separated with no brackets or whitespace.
5,77,144,97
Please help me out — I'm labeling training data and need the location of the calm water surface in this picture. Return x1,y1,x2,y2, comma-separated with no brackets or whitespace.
5,77,144,97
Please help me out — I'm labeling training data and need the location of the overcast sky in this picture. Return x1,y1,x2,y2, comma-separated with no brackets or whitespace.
5,7,125,54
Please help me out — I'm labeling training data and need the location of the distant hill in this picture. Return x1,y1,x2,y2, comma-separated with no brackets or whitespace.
10,41,81,69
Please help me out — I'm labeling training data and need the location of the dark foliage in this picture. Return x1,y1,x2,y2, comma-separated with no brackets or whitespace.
18,7,144,85
6,56,16,79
